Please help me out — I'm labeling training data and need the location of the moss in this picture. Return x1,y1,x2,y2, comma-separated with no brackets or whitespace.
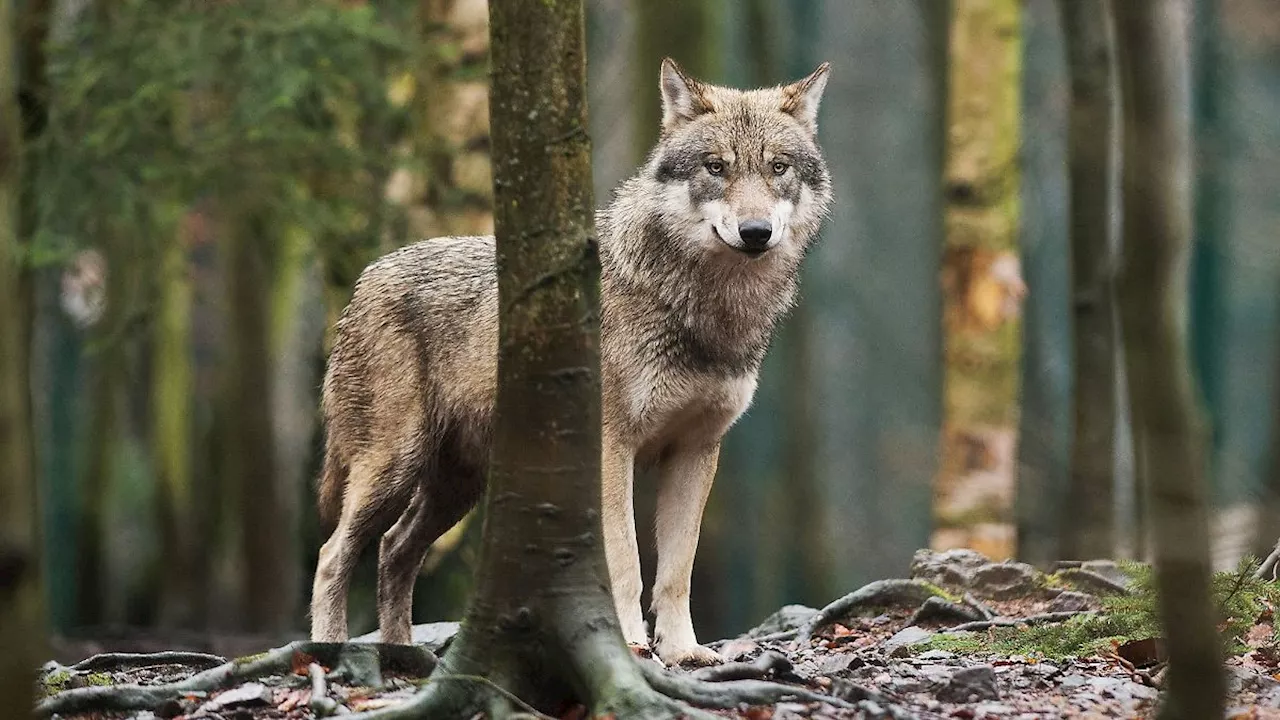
918,581,962,604
234,651,270,665
84,672,114,687
918,557,1280,661
40,670,71,698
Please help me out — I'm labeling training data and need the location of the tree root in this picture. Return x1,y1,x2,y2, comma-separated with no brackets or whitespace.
67,651,229,673
639,661,853,711
690,650,791,683
707,629,798,648
943,610,1096,634
34,641,437,718
796,579,946,643
1256,542,1280,581
1055,568,1130,595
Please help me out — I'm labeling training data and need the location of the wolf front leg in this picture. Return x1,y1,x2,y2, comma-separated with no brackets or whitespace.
601,437,648,647
651,443,723,667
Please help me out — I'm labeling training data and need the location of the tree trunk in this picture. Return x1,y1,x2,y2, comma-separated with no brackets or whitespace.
152,213,198,628
0,0,45,708
395,2,689,715
223,208,293,633
1059,0,1121,561
633,0,718,158
1114,2,1225,718
935,0,1024,560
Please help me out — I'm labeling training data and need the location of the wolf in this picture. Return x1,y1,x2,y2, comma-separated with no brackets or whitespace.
309,58,833,666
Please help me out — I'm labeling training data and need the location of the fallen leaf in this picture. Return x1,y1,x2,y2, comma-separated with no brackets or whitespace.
291,650,318,676
1116,638,1166,668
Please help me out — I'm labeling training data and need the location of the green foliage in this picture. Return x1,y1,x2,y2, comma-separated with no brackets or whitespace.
32,0,416,279
922,558,1280,660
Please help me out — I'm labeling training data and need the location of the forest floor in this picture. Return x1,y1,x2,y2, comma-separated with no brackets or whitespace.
34,550,1280,720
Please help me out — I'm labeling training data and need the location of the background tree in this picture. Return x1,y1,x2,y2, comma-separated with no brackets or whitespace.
0,0,46,709
1114,1,1225,718
1059,0,1121,560
935,0,1025,559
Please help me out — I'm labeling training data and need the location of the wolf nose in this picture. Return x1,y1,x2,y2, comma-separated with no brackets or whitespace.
738,219,773,252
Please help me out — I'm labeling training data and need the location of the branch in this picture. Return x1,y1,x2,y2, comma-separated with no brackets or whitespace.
67,651,228,673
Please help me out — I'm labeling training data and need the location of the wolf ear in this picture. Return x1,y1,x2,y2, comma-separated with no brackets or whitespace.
781,62,831,135
660,58,712,132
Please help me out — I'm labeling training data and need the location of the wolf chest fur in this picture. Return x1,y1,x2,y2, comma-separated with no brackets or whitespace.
309,58,833,667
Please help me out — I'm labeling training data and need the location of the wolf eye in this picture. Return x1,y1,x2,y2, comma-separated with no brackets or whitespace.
771,161,790,176
705,160,726,176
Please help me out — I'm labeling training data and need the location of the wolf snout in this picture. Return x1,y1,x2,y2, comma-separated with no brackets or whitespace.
737,219,773,254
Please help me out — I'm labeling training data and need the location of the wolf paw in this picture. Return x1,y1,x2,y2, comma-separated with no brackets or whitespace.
656,642,723,667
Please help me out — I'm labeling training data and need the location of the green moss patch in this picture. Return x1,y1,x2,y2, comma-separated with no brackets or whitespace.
920,557,1280,660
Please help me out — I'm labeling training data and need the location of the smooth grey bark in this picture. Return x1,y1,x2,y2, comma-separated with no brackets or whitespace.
1059,0,1121,560
1114,2,1225,718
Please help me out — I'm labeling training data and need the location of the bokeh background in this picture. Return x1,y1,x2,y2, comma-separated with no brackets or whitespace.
12,0,1279,654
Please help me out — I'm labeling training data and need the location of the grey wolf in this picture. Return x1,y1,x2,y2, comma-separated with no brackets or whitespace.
309,58,833,666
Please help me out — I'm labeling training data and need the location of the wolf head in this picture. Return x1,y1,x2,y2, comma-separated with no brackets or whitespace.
641,58,833,263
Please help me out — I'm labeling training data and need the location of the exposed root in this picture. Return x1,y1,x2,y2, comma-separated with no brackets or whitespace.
639,661,853,711
1055,568,1130,596
309,662,341,717
1256,542,1280,581
690,650,791,683
707,629,797,648
943,610,1096,634
34,641,437,718
797,579,946,643
68,651,228,673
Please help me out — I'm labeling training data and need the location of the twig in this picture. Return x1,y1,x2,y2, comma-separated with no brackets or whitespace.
68,651,228,673
796,579,946,643
690,651,790,683
309,662,342,717
943,610,1096,634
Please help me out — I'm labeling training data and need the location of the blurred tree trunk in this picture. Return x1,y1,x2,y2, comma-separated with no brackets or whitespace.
1059,0,1120,560
152,208,197,628
0,0,45,707
1114,2,1224,718
400,1,686,714
414,0,492,239
634,0,718,156
935,0,1024,560
222,208,293,633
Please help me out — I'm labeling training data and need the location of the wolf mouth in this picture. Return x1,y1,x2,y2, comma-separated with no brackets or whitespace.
712,226,768,257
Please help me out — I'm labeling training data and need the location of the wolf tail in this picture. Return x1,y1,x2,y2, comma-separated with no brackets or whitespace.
317,447,347,538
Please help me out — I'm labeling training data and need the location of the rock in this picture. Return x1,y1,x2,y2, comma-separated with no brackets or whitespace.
969,562,1039,600
937,665,999,703
973,702,1015,716
916,649,956,662
908,596,985,627
1081,560,1135,588
353,622,460,653
1059,673,1088,689
911,549,992,588
1226,664,1278,694
884,626,935,657
774,702,812,720
1257,684,1280,708
1086,676,1159,702
745,604,820,637
816,653,863,675
1047,590,1098,613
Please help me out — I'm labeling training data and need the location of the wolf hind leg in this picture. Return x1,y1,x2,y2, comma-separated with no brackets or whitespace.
602,439,647,648
310,458,413,642
376,463,481,645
